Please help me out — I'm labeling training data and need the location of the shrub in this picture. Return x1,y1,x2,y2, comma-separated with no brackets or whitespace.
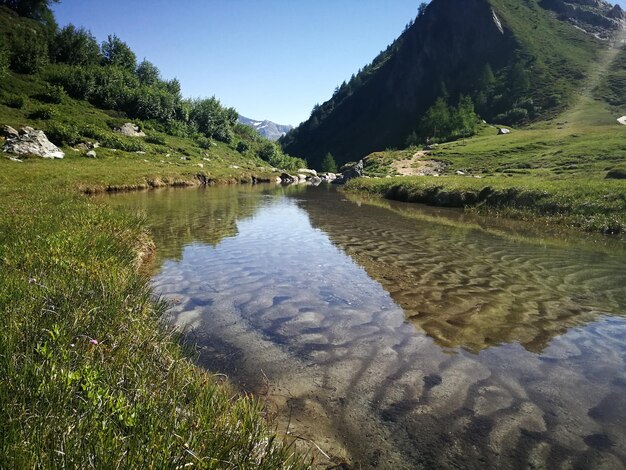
145,134,166,145
46,64,96,100
3,94,25,109
8,31,49,74
236,141,249,154
35,83,67,104
45,122,81,146
257,141,276,161
195,136,212,149
0,37,8,79
28,106,55,120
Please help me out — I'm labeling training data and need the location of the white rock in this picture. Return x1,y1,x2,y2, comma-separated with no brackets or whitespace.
617,116,626,126
117,123,146,137
3,129,64,159
85,150,97,158
498,128,511,135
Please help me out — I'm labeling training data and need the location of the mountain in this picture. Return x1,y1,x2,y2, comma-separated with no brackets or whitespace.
281,0,623,169
238,115,293,141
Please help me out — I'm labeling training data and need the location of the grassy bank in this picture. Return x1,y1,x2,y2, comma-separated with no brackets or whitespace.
346,175,626,234
0,157,307,468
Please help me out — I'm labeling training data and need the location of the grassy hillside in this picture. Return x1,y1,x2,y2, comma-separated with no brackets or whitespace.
281,0,606,167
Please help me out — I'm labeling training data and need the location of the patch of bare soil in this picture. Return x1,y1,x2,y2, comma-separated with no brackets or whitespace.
390,150,444,176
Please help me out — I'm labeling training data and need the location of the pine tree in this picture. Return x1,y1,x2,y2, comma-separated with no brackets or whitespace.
321,152,338,173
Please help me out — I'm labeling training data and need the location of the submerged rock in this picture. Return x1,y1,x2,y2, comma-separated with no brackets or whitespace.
3,128,64,159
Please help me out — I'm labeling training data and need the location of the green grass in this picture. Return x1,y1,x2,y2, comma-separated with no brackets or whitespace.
347,175,626,234
0,63,309,467
0,155,308,468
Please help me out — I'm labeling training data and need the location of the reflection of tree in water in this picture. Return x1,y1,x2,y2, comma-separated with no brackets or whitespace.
152,185,626,468
299,186,626,354
107,185,307,268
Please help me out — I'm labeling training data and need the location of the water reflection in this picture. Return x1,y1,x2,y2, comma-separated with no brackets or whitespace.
107,185,626,469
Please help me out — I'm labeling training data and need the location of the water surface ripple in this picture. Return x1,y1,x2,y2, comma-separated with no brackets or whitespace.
109,185,626,469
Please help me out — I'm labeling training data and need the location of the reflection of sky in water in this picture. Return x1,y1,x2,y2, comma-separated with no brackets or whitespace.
113,186,626,469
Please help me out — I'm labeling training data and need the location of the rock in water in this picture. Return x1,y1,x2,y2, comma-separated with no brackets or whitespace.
3,128,64,159
117,123,146,137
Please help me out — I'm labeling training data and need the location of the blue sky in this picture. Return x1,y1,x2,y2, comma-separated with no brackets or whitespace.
53,1,421,126
52,1,626,126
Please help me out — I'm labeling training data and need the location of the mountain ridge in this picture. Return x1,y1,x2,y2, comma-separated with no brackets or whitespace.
281,0,621,168
237,115,292,141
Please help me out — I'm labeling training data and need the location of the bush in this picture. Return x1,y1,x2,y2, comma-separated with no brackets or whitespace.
3,94,25,109
45,122,81,146
195,136,212,149
145,134,166,145
257,141,276,161
8,31,49,74
34,83,67,104
46,64,96,100
495,107,529,125
0,37,8,79
236,141,249,154
99,134,145,152
28,107,55,120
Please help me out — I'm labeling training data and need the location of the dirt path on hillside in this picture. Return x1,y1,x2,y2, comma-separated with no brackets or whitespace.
391,150,444,176
558,26,626,126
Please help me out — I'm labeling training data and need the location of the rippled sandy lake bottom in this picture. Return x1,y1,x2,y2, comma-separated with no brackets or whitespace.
108,184,626,469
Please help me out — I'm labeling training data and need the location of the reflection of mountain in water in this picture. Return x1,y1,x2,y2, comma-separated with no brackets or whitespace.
298,186,626,354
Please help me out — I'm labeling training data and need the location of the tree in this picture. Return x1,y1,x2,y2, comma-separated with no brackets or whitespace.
418,2,428,17
51,25,101,66
420,97,451,140
136,59,160,85
101,35,136,71
456,95,479,137
0,0,59,26
321,152,337,172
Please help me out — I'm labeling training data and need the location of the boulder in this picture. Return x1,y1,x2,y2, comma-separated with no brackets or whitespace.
498,128,511,135
0,125,19,139
3,128,64,159
617,116,626,126
308,176,322,186
85,150,97,158
117,123,146,137
297,168,318,177
333,160,364,184
20,126,35,135
279,172,297,184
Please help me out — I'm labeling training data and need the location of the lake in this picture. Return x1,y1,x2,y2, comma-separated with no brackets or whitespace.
108,184,626,469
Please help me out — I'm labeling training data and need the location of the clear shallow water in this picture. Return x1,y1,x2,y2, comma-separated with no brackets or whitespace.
108,185,626,469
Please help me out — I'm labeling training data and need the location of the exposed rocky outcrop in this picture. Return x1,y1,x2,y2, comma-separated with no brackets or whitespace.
541,0,624,37
3,127,64,159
